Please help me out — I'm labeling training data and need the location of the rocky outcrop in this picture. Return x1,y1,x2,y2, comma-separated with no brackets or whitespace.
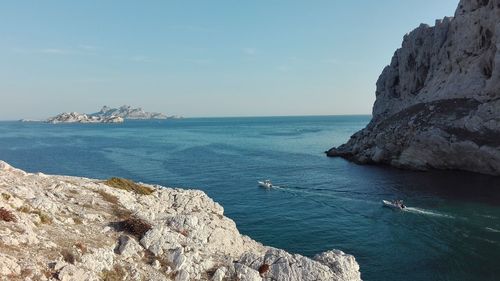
327,0,500,175
0,161,361,280
46,112,124,124
92,105,170,120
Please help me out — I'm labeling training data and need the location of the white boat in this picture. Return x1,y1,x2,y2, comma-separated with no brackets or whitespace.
382,200,406,210
258,180,273,189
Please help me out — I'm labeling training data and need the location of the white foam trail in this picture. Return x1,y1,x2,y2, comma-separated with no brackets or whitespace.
485,227,500,233
481,215,498,219
404,207,455,219
277,187,383,209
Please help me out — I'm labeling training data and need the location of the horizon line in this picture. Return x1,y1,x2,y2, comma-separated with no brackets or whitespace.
0,113,372,122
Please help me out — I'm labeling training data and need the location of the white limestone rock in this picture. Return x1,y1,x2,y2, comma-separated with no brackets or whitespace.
211,266,227,281
116,235,143,259
0,161,361,280
57,264,95,281
80,248,115,272
327,0,500,176
314,250,362,281
234,263,262,281
0,253,21,276
236,248,361,281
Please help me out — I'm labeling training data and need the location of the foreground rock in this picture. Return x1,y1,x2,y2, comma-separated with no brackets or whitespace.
0,161,361,280
327,0,500,175
46,112,124,124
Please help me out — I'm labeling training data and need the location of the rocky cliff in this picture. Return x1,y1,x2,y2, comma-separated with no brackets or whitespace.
327,0,500,175
0,161,361,281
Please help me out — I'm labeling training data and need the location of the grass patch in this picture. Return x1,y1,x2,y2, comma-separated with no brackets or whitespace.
0,208,16,222
104,178,154,195
96,190,119,204
101,265,127,281
1,193,11,200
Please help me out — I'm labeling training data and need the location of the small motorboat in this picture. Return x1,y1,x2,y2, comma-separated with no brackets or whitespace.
258,180,273,189
382,200,406,210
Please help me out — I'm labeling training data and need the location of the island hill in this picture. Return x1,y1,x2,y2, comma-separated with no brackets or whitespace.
41,105,183,124
327,0,500,176
0,161,361,280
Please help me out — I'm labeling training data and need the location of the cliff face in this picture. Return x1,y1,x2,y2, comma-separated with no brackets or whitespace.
327,0,500,175
0,161,361,281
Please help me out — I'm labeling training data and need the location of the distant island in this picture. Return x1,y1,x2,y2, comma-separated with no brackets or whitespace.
29,105,183,124
46,112,124,124
91,105,173,120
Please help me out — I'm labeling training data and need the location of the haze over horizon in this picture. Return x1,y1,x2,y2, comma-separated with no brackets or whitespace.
1,0,458,120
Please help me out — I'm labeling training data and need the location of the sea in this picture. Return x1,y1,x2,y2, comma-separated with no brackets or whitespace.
0,116,499,281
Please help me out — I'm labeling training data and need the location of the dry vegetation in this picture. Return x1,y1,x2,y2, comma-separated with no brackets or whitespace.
115,216,152,240
17,205,52,224
74,242,88,254
101,265,127,281
104,177,154,195
2,193,11,200
61,249,76,264
0,207,17,222
96,189,119,204
259,263,270,276
73,217,83,225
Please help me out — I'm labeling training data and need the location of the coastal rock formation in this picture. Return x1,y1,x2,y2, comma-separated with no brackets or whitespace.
92,105,170,120
327,0,500,175
46,112,124,124
0,161,361,281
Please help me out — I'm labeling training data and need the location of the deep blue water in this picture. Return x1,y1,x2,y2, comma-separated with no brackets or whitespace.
1,116,499,281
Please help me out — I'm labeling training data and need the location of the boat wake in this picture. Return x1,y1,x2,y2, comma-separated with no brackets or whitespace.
485,227,500,233
271,186,456,220
404,207,454,219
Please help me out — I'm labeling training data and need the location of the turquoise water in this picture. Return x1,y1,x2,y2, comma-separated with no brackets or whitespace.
1,116,499,281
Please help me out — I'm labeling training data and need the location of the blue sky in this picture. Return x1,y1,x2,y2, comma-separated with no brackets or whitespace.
0,0,458,119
